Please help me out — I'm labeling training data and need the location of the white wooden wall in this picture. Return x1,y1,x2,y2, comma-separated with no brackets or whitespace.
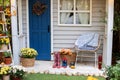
53,0,106,53
21,0,28,47
21,0,106,54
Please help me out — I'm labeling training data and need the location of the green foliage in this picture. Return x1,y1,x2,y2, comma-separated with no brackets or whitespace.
112,52,120,60
11,68,26,78
2,31,9,35
113,0,120,31
4,51,11,58
0,24,10,36
105,63,120,80
113,12,120,31
0,25,3,34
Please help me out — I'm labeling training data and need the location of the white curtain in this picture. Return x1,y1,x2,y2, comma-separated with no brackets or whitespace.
60,0,73,24
76,0,89,24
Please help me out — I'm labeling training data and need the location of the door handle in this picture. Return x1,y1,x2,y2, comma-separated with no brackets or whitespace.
48,25,50,33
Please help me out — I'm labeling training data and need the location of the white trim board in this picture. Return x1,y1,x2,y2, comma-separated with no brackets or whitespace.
51,0,54,60
26,0,29,47
57,0,92,26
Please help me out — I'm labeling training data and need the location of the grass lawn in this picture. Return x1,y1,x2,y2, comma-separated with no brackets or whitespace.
23,73,105,80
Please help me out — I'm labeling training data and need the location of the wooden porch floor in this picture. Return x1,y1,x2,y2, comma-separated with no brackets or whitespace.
15,61,104,76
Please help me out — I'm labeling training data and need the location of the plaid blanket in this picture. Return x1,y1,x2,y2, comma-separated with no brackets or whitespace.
75,33,99,50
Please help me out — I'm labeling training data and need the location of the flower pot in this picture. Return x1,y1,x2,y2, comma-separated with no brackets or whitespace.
11,76,22,80
0,44,8,50
4,57,12,64
2,75,10,80
20,57,35,67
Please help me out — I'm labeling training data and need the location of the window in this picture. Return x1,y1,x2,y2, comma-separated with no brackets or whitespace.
58,0,92,26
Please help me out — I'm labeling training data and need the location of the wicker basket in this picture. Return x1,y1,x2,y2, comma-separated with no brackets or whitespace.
20,57,35,67
60,52,76,65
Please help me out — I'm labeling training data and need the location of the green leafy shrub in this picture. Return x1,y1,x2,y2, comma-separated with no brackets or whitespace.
105,63,120,80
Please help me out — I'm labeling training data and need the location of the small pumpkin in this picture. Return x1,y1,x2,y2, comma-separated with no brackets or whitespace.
70,66,75,69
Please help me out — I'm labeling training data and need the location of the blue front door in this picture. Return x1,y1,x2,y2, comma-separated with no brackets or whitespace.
29,0,51,60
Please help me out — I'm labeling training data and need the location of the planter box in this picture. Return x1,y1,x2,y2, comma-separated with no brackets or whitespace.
20,57,35,67
60,52,76,65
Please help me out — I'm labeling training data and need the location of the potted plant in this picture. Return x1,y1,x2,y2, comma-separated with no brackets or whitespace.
10,66,26,80
0,37,10,50
20,48,38,67
0,66,11,80
105,63,120,80
4,51,12,64
2,31,9,36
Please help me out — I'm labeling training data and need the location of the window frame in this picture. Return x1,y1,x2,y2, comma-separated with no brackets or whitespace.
58,0,92,26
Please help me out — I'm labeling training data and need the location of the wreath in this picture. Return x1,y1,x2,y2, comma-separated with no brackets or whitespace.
32,1,47,16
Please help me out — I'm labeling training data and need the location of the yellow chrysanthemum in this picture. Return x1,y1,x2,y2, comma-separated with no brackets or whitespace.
20,48,38,58
87,76,98,80
0,66,11,75
0,38,10,45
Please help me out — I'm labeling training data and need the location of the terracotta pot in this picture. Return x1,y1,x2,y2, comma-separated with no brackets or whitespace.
20,57,35,67
0,34,3,36
11,76,22,80
4,57,12,64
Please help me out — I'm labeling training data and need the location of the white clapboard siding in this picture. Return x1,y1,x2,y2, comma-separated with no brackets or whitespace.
53,27,105,30
21,0,105,56
54,35,78,39
21,0,27,47
53,0,105,54
22,0,27,33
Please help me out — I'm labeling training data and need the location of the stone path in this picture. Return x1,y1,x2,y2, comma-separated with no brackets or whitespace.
14,61,105,76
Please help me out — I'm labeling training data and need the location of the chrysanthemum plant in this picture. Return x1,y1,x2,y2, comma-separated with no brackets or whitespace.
0,66,11,75
20,48,38,58
0,37,10,45
10,66,26,79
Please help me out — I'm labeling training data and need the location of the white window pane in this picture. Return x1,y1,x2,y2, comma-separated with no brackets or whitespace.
60,0,74,10
76,13,90,24
76,0,90,10
60,12,74,24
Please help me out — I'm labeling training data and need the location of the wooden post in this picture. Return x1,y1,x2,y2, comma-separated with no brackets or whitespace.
103,0,114,66
11,0,20,65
